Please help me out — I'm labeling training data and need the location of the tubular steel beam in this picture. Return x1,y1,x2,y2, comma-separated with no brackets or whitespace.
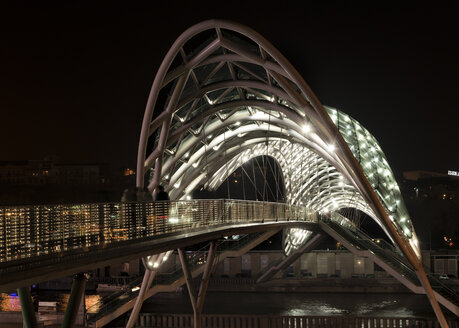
133,19,449,324
416,267,450,328
62,272,89,328
92,232,279,328
17,286,38,328
319,220,451,326
178,247,198,310
125,255,159,328
257,233,325,284
178,241,218,328
196,241,217,323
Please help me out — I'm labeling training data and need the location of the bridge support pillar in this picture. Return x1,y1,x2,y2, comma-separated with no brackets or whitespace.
17,286,38,328
125,254,159,328
415,267,449,328
319,220,450,327
62,272,89,328
179,240,217,328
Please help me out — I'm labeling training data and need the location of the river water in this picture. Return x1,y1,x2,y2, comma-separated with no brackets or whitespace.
0,291,453,319
142,291,448,319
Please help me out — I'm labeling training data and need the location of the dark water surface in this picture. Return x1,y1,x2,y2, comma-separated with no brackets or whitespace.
143,292,449,318
0,291,453,319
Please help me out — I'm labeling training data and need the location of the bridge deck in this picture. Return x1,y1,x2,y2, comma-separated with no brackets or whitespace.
0,200,318,291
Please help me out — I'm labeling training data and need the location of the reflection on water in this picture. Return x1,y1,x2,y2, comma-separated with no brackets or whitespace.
0,291,450,319
279,297,413,317
143,292,441,318
0,292,102,312
85,294,103,313
274,294,428,317
0,293,21,311
356,300,404,316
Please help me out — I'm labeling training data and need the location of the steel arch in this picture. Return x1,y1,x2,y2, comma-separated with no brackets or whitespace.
135,20,448,326
137,19,413,253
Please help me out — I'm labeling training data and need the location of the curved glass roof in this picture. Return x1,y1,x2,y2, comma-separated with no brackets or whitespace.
136,20,420,258
326,106,414,241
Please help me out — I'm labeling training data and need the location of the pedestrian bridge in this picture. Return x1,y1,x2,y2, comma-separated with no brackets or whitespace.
3,18,456,327
0,199,318,291
1,200,459,328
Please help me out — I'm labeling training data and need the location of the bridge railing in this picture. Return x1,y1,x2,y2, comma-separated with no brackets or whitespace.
0,200,317,263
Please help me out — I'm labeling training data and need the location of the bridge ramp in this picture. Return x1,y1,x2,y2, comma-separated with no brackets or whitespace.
319,219,459,316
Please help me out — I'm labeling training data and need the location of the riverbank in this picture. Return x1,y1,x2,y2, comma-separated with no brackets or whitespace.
31,276,417,294
206,277,411,293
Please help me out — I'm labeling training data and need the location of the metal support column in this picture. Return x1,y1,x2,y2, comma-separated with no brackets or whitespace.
179,241,217,328
17,286,37,328
195,241,217,326
178,248,198,325
415,266,449,328
125,255,159,328
62,272,89,328
319,220,450,327
257,233,324,283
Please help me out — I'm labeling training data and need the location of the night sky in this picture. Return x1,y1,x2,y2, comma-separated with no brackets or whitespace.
1,2,458,176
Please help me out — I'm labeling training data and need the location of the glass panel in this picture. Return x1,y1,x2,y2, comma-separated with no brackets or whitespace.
0,200,318,263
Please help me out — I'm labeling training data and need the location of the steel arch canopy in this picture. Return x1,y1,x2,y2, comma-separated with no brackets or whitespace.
136,19,420,262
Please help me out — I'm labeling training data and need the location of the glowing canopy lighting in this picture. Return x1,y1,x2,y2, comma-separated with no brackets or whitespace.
136,19,420,260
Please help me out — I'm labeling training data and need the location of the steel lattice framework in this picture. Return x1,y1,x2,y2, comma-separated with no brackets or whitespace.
136,20,418,257
134,20,448,326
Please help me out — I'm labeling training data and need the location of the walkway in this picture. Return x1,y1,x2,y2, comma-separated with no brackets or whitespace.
0,200,317,291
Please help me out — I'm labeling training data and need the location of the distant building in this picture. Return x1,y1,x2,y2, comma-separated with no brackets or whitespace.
403,170,459,201
0,159,101,186
0,159,53,185
0,158,135,205
403,170,448,181
402,170,459,250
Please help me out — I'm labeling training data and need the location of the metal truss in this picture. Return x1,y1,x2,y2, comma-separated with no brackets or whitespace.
136,20,448,326
137,19,416,257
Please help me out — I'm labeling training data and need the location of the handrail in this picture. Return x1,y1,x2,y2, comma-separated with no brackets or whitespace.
325,219,419,283
326,213,459,305
0,199,317,264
